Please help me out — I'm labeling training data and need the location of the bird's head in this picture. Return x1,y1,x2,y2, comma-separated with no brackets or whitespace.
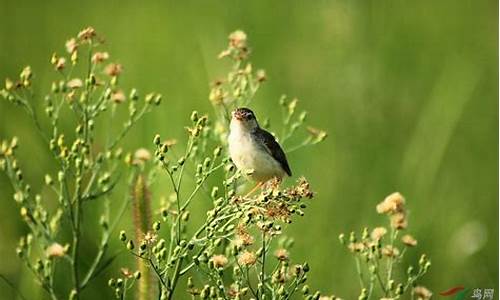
231,107,259,130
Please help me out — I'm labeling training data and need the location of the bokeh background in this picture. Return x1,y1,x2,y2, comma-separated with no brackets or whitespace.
0,1,498,299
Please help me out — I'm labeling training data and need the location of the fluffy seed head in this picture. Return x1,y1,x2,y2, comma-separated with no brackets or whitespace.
210,255,228,268
401,234,417,247
371,227,387,241
238,251,257,266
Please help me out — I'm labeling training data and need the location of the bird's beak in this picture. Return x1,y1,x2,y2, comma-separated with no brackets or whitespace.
232,110,244,121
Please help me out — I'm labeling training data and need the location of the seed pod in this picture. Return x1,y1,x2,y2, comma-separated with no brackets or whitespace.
116,278,124,287
134,271,141,279
153,134,161,145
108,278,116,287
45,174,53,185
190,111,199,122
187,277,194,288
127,240,134,250
153,221,161,231
213,146,222,157
211,187,218,198
302,285,310,295
130,88,139,101
303,262,310,272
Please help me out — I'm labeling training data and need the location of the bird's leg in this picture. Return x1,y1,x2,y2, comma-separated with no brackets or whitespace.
244,181,263,198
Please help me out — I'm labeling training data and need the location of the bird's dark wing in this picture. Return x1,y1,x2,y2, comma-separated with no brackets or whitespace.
253,128,292,176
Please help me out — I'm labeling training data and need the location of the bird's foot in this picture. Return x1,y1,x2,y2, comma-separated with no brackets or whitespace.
244,182,263,198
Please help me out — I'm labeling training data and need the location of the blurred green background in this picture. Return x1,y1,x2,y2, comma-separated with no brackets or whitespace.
0,0,498,299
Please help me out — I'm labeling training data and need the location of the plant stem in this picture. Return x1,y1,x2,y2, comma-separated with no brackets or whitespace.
355,256,365,289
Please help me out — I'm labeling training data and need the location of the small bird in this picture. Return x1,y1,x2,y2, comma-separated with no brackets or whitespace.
228,107,292,192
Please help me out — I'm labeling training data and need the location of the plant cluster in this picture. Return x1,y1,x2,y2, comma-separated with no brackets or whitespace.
339,192,432,300
114,30,329,300
0,28,432,300
0,27,161,299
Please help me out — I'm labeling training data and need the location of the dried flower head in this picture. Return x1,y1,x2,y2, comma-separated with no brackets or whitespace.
210,255,228,268
256,69,267,82
413,286,432,300
376,192,405,214
229,30,247,49
105,63,123,77
307,126,328,142
78,26,96,41
55,57,66,71
238,250,257,266
236,224,254,246
46,243,65,258
111,90,126,103
92,52,109,64
163,139,177,147
120,268,134,278
348,242,365,252
274,248,289,261
286,177,314,199
67,78,83,89
381,245,400,257
209,87,226,104
371,227,388,241
390,212,408,230
142,231,157,245
401,234,417,247
134,148,151,163
65,38,78,54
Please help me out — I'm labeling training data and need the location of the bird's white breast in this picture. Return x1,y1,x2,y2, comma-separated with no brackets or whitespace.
228,121,284,182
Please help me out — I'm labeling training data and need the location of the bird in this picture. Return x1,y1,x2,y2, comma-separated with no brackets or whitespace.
228,107,292,194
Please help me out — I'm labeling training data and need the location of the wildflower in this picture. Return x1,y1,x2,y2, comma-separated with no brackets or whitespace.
390,212,408,230
5,78,14,90
286,177,314,199
376,192,405,214
55,57,66,71
65,38,78,53
143,231,157,245
256,69,267,82
105,63,123,77
78,27,96,41
111,90,126,103
229,30,247,49
381,245,400,257
210,254,228,268
134,148,151,163
238,250,257,266
306,126,328,142
121,268,133,278
348,242,365,252
209,87,226,104
236,224,254,246
92,52,109,64
401,234,417,247
371,227,387,241
20,66,32,81
413,286,432,300
67,78,83,89
46,243,65,258
274,248,289,261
